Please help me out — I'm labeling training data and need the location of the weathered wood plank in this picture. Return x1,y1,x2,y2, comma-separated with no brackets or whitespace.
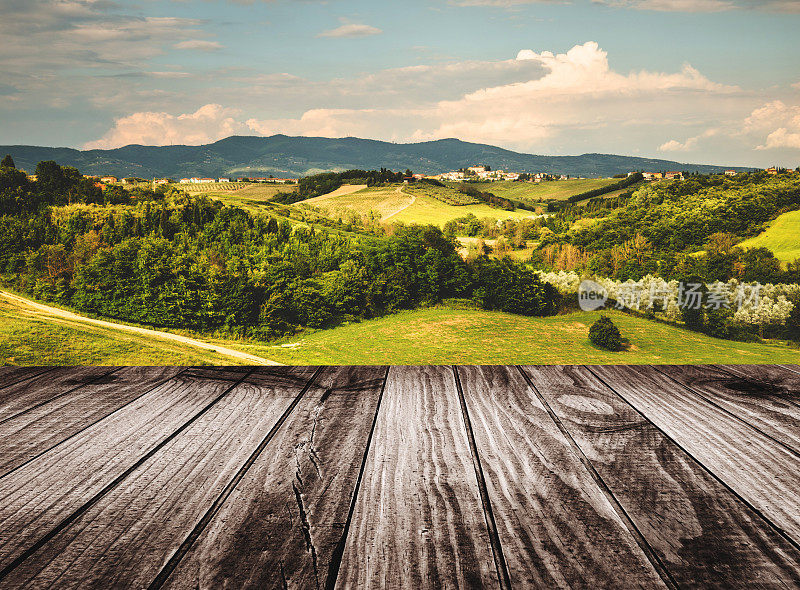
158,366,387,590
654,365,800,455
722,364,800,406
0,366,319,589
458,365,667,589
0,366,184,478
0,366,118,422
336,365,498,589
0,368,55,390
590,365,800,546
526,365,800,588
0,368,260,573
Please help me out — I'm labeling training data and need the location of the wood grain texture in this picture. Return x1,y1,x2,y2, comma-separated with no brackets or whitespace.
526,364,800,588
159,366,387,590
458,365,667,589
590,365,800,546
0,370,249,572
722,364,800,405
1,366,318,589
337,365,498,589
0,366,117,422
0,366,184,477
654,364,800,455
0,368,56,390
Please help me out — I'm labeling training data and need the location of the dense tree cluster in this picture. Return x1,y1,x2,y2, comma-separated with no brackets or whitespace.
534,172,800,285
0,160,558,338
271,168,410,205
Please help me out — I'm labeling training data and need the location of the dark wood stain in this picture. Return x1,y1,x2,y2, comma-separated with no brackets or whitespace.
0,365,797,588
527,365,800,588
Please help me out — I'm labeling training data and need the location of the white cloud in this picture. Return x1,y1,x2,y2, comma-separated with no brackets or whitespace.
240,41,746,156
85,41,798,166
317,23,383,38
84,104,248,149
173,40,223,51
595,0,735,11
742,100,800,149
659,129,719,151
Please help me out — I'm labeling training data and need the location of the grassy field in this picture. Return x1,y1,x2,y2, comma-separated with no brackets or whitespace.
235,307,800,365
301,184,535,227
739,209,800,263
0,297,240,365
454,179,617,203
3,292,798,365
179,182,249,192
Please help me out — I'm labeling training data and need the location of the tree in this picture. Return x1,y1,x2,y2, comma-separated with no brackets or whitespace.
588,316,624,351
1,155,15,168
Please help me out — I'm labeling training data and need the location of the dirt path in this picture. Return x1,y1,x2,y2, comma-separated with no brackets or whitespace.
381,186,417,221
0,291,280,366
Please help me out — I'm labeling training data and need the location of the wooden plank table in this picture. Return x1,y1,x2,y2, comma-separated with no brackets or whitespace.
0,365,798,589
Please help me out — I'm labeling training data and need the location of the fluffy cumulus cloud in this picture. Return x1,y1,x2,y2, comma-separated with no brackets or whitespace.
84,104,248,149
659,129,719,151
239,41,742,152
85,41,799,165
744,100,800,149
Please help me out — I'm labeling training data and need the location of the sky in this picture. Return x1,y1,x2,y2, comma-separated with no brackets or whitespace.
0,0,799,167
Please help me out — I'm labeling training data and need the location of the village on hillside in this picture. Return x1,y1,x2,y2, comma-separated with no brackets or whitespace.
21,164,790,188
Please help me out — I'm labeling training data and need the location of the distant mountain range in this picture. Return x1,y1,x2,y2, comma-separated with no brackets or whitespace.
0,135,755,179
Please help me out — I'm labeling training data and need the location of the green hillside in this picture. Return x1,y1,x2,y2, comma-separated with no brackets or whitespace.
0,136,753,179
0,298,240,365
302,184,534,227
242,308,800,365
739,209,800,263
467,178,617,202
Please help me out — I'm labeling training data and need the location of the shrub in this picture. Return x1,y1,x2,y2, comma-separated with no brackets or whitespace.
589,315,624,351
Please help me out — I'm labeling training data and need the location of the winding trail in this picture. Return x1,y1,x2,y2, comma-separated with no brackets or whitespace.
0,290,280,366
381,186,417,221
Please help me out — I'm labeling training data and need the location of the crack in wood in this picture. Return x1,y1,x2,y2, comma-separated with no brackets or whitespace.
292,480,320,589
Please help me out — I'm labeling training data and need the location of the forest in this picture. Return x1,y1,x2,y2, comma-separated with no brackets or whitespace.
0,159,557,338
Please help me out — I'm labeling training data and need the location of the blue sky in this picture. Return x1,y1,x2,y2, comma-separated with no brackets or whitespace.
1,0,799,167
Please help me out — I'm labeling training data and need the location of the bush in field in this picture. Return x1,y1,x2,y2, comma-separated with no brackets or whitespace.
589,315,624,351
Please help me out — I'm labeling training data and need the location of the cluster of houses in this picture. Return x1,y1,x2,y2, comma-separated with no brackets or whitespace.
434,166,570,183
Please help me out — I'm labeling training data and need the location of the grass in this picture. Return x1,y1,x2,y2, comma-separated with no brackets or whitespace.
303,185,408,221
4,292,798,365
453,179,618,203
739,209,800,264
0,298,242,365
180,183,296,211
236,308,800,365
300,184,535,228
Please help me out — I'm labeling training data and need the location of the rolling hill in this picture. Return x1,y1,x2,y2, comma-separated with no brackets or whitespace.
0,135,754,179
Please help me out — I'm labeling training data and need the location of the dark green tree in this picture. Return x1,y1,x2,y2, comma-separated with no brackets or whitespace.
589,316,624,351
1,155,15,168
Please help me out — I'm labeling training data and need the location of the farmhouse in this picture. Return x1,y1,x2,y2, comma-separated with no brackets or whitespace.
218,178,230,183
724,170,737,176
152,178,169,185
766,167,778,175
665,171,683,180
100,176,117,183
